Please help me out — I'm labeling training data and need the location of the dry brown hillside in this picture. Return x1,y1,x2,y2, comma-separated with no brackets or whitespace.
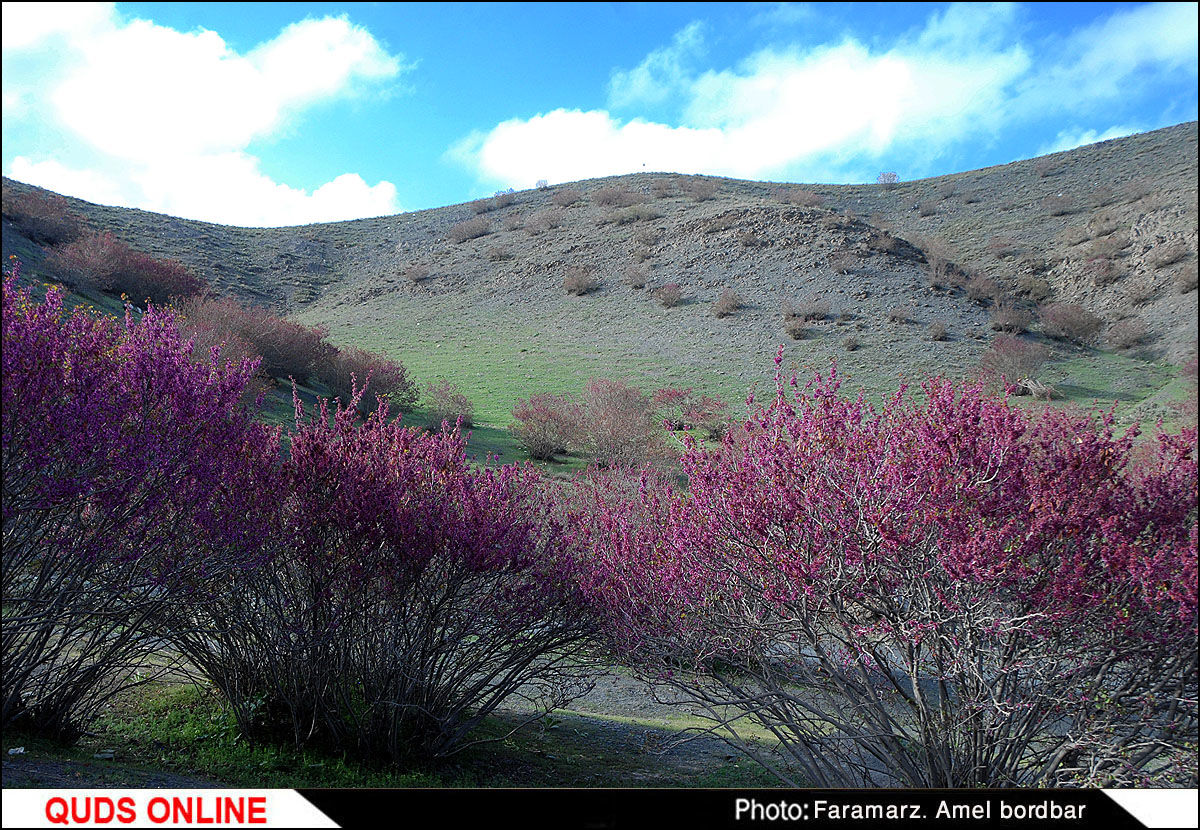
3,122,1196,428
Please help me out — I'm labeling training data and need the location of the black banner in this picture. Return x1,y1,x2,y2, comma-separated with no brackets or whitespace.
298,788,1148,829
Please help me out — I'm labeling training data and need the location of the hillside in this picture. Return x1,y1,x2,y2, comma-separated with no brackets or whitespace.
3,122,1196,432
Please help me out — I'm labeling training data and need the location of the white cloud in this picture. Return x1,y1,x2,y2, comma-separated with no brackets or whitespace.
3,6,405,225
608,21,705,108
1037,125,1140,157
454,2,1195,189
1,2,114,50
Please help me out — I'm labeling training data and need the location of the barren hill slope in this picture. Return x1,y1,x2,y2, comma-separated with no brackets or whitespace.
3,122,1196,428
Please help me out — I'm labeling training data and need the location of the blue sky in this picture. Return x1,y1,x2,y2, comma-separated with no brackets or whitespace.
2,2,1196,226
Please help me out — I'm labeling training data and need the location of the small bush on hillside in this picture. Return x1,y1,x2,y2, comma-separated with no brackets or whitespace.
981,334,1048,390
485,245,513,262
1034,158,1060,178
623,264,648,289
681,393,730,440
651,178,674,199
492,190,516,209
426,379,474,428
469,198,493,215
785,298,830,322
779,188,823,207
511,393,582,460
1039,303,1102,344
704,214,738,234
1149,241,1189,269
42,231,127,291
1087,210,1119,238
990,302,1032,333
527,209,565,234
502,213,523,231
928,321,948,341
578,379,664,468
712,288,742,318
551,188,583,208
564,266,599,296
5,191,86,246
966,275,999,304
1176,262,1198,294
593,187,643,208
1089,256,1120,287
315,346,419,414
1090,233,1130,260
876,171,899,190
784,318,809,340
738,230,768,247
1123,177,1152,201
1017,273,1054,302
403,264,431,283
655,283,682,307
681,179,716,202
447,216,492,244
887,307,911,324
179,296,333,381
612,205,660,225
828,252,857,274
987,236,1023,259
936,180,957,200
43,232,206,304
1043,194,1075,216
1107,317,1149,350
842,335,860,351
1126,279,1158,306
918,201,937,217
867,232,900,254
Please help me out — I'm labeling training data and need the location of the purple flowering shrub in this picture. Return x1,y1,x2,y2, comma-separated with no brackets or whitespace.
165,389,596,761
575,353,1197,786
1,264,278,739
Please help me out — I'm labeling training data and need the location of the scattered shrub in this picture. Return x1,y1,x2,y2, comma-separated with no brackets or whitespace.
1039,303,1102,344
622,264,648,289
501,213,523,232
1123,177,1152,202
178,296,333,381
1089,233,1130,260
593,187,643,208
492,189,516,209
866,232,900,254
631,245,654,263
738,230,768,247
536,179,549,191
425,378,474,428
1087,210,1119,238
680,179,716,202
1107,317,1149,350
1017,273,1054,302
1043,194,1076,216
918,201,937,217
842,335,860,351
1126,279,1157,306
887,307,910,324
485,245,513,262
1149,241,1189,270
990,302,1032,333
551,188,583,208
564,266,599,296
986,236,1023,259
469,198,493,215
936,180,957,200
1089,256,1120,287
828,252,857,274
876,171,899,190
784,318,808,339
784,298,830,322
527,209,565,234
655,283,682,307
612,205,660,224
578,379,664,467
779,188,823,207
43,232,206,304
650,179,674,199
980,334,1048,390
5,191,86,246
704,214,738,234
927,321,948,341
446,216,491,244
1034,158,1060,178
1058,224,1091,247
511,393,582,460
42,231,127,291
681,394,730,440
712,288,742,318
1176,262,1198,294
403,264,431,283
966,275,999,304
315,345,419,414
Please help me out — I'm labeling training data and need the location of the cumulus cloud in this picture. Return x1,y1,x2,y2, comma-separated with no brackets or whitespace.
3,5,405,225
453,2,1195,189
